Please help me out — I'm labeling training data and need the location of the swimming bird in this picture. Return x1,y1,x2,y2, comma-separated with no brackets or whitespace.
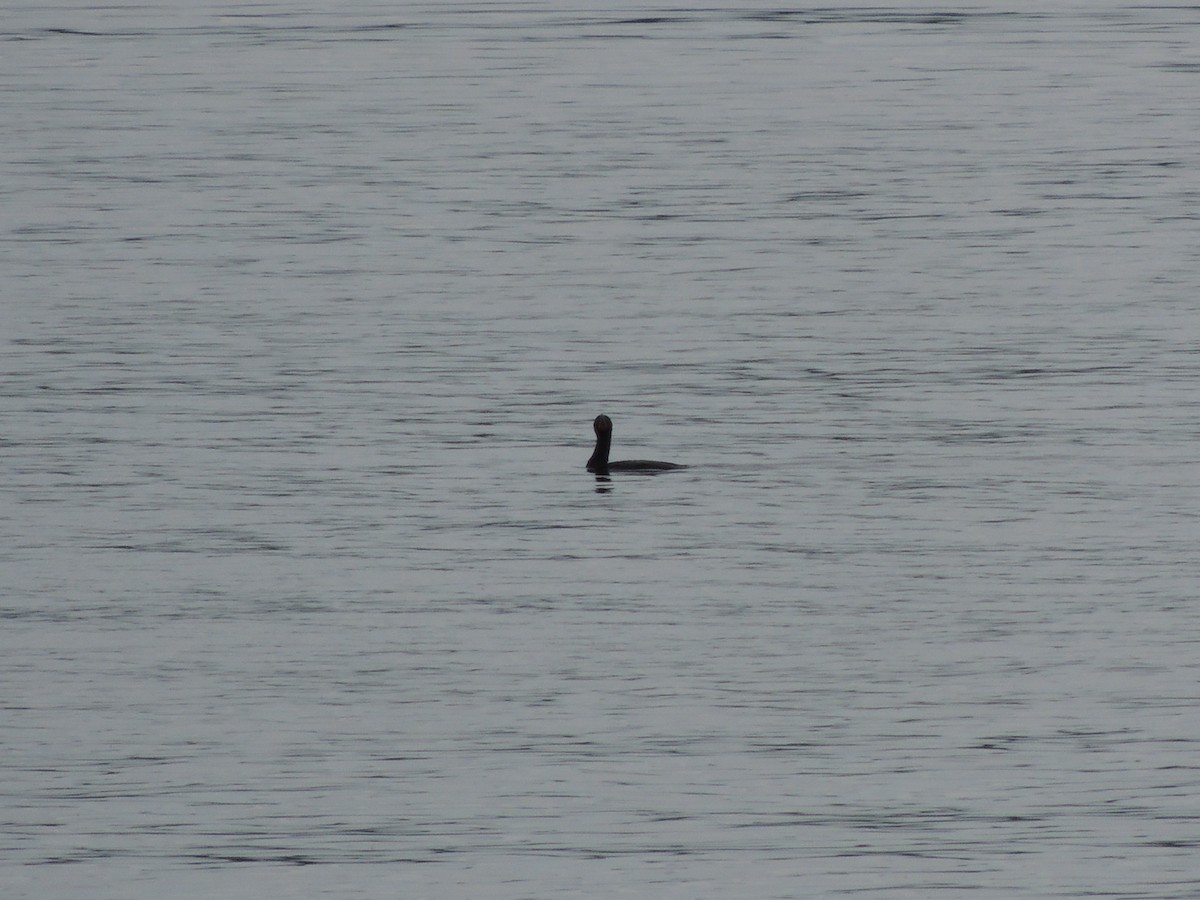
586,414,685,475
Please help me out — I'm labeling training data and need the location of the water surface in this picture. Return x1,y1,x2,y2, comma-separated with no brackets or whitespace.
4,2,1200,897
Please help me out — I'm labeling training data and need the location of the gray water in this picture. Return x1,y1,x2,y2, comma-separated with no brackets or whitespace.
4,2,1200,897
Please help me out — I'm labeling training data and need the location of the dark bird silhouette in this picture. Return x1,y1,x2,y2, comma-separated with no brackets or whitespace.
586,414,685,475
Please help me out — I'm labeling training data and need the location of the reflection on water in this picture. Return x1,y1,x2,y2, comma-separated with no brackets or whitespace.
4,2,1200,898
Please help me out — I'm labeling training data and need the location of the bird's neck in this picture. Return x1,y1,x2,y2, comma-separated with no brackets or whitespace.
587,432,611,472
